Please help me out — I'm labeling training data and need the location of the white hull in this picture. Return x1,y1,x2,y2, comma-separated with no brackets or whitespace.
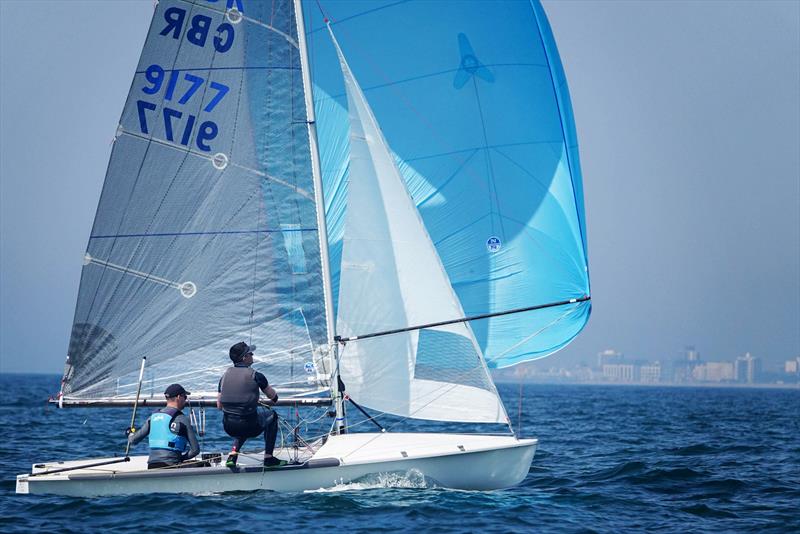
17,433,536,496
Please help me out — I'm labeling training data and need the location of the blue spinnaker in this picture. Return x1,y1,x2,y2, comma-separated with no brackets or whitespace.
304,0,590,368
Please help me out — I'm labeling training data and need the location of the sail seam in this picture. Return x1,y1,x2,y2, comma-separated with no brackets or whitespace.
405,141,560,163
313,63,549,100
89,229,317,239
115,129,315,199
307,0,411,34
134,66,299,74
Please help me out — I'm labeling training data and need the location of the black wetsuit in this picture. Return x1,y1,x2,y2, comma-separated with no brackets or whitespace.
218,364,278,454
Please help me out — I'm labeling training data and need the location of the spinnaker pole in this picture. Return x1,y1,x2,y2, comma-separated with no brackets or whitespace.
335,296,592,343
294,0,345,434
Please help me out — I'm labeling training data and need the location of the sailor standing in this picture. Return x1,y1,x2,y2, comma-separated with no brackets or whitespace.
218,342,284,468
127,383,200,469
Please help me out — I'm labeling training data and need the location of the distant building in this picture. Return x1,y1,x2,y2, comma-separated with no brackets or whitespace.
640,362,661,383
673,347,702,383
692,362,735,382
573,365,597,382
597,349,623,368
735,353,761,384
603,363,636,382
785,357,800,375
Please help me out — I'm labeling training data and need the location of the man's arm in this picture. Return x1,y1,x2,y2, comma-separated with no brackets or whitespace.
127,417,151,446
255,371,278,404
177,414,200,461
217,375,223,410
261,384,278,404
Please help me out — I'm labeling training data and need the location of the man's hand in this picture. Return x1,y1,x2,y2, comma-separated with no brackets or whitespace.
263,385,278,405
125,427,135,436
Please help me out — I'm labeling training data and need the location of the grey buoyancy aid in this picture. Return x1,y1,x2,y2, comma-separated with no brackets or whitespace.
219,366,259,416
148,408,189,453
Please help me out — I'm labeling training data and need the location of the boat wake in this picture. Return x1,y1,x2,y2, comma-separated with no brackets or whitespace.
304,469,434,493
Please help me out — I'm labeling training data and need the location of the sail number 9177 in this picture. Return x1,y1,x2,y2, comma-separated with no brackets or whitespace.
135,64,230,152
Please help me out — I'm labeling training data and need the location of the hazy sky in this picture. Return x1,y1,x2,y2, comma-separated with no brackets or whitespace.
1,0,798,375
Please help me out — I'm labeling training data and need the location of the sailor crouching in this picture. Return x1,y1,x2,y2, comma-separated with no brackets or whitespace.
218,342,284,468
127,383,200,469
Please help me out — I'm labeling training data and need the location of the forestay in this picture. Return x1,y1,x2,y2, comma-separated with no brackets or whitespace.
305,0,591,369
62,0,331,401
328,26,508,424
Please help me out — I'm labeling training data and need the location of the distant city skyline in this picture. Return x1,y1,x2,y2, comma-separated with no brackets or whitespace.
495,347,800,387
1,1,799,374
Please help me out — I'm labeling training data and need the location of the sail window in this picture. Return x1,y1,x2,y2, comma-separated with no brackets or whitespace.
281,224,307,274
413,329,492,391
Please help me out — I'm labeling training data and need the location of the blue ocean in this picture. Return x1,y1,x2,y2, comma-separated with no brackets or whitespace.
1,374,797,532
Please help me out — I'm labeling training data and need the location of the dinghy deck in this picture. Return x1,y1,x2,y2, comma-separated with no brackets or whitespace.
17,433,536,496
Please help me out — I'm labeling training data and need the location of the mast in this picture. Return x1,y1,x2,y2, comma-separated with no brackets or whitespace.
293,0,345,433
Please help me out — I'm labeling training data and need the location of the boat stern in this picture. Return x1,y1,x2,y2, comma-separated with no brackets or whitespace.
15,474,29,494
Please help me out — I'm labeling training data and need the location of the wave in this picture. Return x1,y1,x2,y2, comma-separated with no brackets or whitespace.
680,503,739,518
586,461,647,481
669,443,718,455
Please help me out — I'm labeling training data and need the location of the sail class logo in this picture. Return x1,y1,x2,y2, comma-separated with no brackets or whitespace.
453,33,495,89
486,236,502,253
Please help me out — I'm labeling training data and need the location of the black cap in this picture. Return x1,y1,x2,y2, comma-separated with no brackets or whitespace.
164,384,190,398
229,341,256,363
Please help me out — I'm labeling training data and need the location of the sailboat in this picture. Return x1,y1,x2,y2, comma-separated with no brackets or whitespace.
16,0,590,496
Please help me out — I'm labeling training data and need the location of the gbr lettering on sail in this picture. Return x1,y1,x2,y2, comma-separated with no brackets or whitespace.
134,0,245,154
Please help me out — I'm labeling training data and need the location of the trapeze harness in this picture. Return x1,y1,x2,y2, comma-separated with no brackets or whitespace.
148,408,189,453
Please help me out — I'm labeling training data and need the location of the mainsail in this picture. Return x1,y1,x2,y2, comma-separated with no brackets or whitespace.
306,0,591,369
62,0,331,401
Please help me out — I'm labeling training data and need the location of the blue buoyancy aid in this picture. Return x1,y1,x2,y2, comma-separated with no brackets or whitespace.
148,410,188,453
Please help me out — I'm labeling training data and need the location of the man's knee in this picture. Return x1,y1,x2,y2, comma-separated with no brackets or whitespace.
260,409,277,427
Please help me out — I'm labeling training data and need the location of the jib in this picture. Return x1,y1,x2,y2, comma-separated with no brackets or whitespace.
160,7,235,53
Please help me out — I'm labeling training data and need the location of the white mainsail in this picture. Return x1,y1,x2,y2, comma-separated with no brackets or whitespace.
329,26,508,424
59,0,331,404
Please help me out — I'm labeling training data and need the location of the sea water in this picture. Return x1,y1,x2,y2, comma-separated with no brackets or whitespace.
1,374,797,532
